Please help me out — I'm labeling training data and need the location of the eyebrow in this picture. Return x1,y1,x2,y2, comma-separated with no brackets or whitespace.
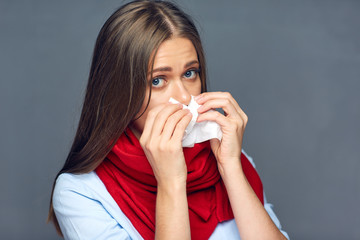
151,60,199,74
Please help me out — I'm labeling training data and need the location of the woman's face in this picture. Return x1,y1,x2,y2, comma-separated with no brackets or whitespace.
132,37,202,136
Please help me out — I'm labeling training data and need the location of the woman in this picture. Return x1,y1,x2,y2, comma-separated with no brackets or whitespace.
48,1,289,239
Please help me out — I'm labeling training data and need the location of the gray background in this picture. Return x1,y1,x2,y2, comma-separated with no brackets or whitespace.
1,0,359,239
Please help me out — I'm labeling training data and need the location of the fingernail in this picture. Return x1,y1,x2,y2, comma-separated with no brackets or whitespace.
194,95,202,101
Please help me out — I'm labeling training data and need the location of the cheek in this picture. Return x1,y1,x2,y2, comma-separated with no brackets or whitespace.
187,78,202,95
132,93,163,133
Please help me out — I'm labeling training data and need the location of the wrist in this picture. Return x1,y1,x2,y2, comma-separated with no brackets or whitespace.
218,158,244,181
157,180,187,195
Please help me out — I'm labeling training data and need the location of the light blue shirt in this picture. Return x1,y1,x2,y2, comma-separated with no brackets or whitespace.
53,151,289,240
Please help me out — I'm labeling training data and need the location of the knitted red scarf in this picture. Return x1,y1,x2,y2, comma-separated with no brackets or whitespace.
96,128,263,240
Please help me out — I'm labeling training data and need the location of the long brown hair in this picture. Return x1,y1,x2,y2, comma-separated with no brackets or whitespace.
48,0,207,235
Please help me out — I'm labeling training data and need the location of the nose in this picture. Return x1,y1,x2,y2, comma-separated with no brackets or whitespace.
172,80,191,106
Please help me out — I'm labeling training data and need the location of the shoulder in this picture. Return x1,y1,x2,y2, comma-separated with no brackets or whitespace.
53,172,142,240
54,171,101,189
53,171,107,211
53,171,101,199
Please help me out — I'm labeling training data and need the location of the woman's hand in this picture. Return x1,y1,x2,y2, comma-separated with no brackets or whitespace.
139,103,192,188
195,92,248,175
138,103,192,240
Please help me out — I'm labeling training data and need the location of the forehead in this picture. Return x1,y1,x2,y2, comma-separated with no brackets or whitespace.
153,37,198,67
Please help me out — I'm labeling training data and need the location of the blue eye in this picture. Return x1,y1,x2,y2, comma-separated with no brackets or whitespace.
184,69,198,79
152,77,164,88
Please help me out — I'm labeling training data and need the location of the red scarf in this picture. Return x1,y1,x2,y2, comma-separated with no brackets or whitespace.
96,128,264,240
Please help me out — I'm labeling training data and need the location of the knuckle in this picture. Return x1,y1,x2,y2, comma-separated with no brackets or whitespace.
139,138,146,147
176,121,185,129
215,111,222,118
200,102,208,109
158,144,166,152
166,117,176,125
181,109,189,116
144,139,157,151
178,117,190,128
168,112,180,123
225,92,232,98
144,142,151,151
238,119,246,129
244,114,248,124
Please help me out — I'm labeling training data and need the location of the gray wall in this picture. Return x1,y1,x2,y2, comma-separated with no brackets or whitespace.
1,0,359,239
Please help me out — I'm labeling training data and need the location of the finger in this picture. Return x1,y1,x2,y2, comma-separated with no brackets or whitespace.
171,112,193,141
141,103,174,141
151,103,184,137
196,92,242,114
161,108,191,140
197,98,240,118
196,91,248,124
196,110,231,128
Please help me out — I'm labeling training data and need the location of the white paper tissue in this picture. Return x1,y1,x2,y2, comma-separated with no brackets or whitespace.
169,96,222,147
